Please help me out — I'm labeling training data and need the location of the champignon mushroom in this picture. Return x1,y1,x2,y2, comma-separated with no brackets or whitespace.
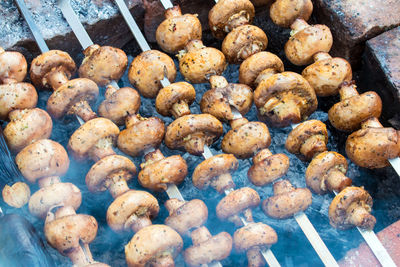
234,222,278,267
68,118,120,162
270,0,313,28
222,118,271,158
156,6,202,54
107,190,159,233
0,47,28,84
155,82,196,118
165,114,223,155
0,82,38,121
79,44,128,86
118,115,165,158
98,86,141,126
2,182,31,208
262,180,312,219
284,19,333,66
222,25,268,64
216,187,261,226
306,151,352,194
302,52,352,97
200,75,253,121
329,186,376,230
239,51,284,88
128,50,176,98
285,120,328,161
328,81,382,132
178,40,226,84
248,148,290,186
125,224,183,267
346,117,400,169
138,149,188,192
208,0,255,39
4,108,52,152
254,71,317,127
192,154,238,193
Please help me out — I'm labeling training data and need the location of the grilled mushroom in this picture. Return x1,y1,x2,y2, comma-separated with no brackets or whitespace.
125,224,183,267
128,50,176,98
156,6,202,54
178,40,226,84
0,47,27,84
328,81,382,132
306,151,352,194
0,82,37,121
284,19,333,66
262,180,312,219
79,44,128,86
165,114,223,155
156,82,196,118
248,148,290,186
329,186,376,230
285,120,328,161
270,0,313,28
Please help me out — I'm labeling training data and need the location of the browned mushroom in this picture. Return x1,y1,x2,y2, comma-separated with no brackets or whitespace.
128,50,177,98
98,86,141,126
0,47,28,84
254,71,317,127
262,180,312,219
208,0,255,39
234,222,278,267
138,149,188,192
2,182,31,208
284,19,333,66
328,81,382,132
68,118,120,162
178,40,226,84
165,114,223,155
285,120,328,161
306,151,352,194
216,187,260,226
155,82,196,118
3,108,52,152
192,154,238,193
329,186,376,230
302,52,352,97
79,44,128,86
200,75,253,121
222,25,268,64
156,6,202,54
222,118,271,158
346,117,400,169
248,148,290,186
125,224,183,267
270,0,313,28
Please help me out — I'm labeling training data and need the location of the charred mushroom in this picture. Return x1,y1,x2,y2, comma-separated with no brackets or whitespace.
262,180,312,219
270,0,313,28
156,82,196,118
302,52,352,97
284,19,333,66
0,47,28,84
192,154,238,193
248,148,290,186
208,0,255,39
285,120,328,161
328,81,382,132
222,25,268,64
128,50,176,98
125,224,183,267
156,6,202,54
216,187,261,226
254,71,317,127
165,114,223,155
329,186,376,230
306,151,352,194
79,44,128,86
178,40,226,84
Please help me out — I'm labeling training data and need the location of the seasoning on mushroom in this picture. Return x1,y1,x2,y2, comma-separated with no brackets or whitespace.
270,0,313,28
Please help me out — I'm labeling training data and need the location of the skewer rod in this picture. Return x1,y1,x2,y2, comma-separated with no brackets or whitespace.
159,0,173,9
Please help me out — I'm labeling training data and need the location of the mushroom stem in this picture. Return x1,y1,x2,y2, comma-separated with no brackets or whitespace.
255,68,278,87
108,173,131,198
211,173,236,193
361,117,383,128
68,100,97,122
299,134,327,160
290,19,309,35
143,149,165,163
238,41,265,62
191,226,212,246
230,118,248,129
227,10,251,32
339,82,358,100
243,208,254,223
105,85,118,99
185,40,205,52
325,170,352,193
260,93,303,125
125,114,141,129
165,5,182,19
273,180,294,195
209,75,229,89
313,52,332,62
346,202,376,229
165,198,185,215
38,176,61,188
171,100,191,119
2,78,17,84
153,253,175,267
247,247,266,267
252,149,273,164
89,137,116,162
46,69,69,90
129,214,153,233
183,132,206,155
54,205,76,219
